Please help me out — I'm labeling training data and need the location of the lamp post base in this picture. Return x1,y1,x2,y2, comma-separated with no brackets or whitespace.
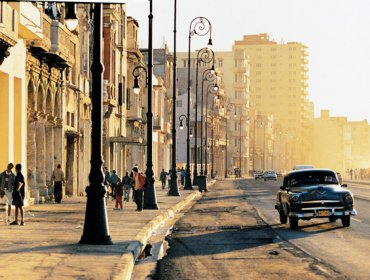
79,185,113,245
184,174,193,190
168,175,180,196
143,181,160,210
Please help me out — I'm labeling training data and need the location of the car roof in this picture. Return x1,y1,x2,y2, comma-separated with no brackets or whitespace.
287,168,335,176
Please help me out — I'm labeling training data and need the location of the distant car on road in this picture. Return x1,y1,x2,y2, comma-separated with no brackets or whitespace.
262,170,277,181
254,171,264,180
275,168,357,229
292,165,314,171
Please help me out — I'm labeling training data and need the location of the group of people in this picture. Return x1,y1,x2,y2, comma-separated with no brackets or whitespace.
159,167,186,189
103,166,146,211
0,163,26,225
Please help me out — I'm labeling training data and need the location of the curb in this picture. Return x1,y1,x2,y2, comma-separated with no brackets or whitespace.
113,187,207,280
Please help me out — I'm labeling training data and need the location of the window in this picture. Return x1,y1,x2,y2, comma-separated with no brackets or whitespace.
218,59,223,67
126,88,131,110
71,113,75,127
176,100,183,107
67,112,70,126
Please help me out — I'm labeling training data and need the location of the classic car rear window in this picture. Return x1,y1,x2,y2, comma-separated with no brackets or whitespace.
289,171,338,187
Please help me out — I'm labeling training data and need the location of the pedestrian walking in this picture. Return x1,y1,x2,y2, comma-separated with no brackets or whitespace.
103,167,111,195
122,171,132,202
0,190,9,223
114,180,124,210
110,170,120,200
167,169,172,188
10,164,25,226
0,163,15,222
51,164,65,203
132,167,145,211
160,169,167,189
180,167,186,187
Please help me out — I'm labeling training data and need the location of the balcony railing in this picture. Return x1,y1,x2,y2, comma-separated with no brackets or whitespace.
49,20,75,67
29,13,51,52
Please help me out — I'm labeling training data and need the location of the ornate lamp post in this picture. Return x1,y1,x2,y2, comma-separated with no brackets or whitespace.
193,47,215,185
224,103,236,178
77,3,112,245
169,0,180,196
132,0,159,209
204,83,218,177
200,65,216,175
185,17,213,190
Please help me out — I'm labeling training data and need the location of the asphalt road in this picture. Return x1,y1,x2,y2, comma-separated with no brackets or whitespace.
153,179,348,280
244,178,370,280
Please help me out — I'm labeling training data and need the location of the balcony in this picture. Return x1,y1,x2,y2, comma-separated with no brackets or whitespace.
234,66,248,73
47,20,76,67
127,106,143,122
9,2,41,41
0,2,18,64
153,116,164,132
28,13,51,52
233,81,248,89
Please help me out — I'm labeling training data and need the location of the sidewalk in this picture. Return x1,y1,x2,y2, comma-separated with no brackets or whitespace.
0,182,210,280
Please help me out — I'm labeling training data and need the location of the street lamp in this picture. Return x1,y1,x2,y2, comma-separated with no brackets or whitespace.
200,66,216,176
131,0,158,209
168,0,180,196
193,47,215,185
204,83,218,177
185,16,213,190
77,3,112,245
224,103,236,178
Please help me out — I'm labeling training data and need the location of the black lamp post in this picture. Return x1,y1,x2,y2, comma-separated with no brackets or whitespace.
78,3,112,245
132,0,159,209
185,17,213,190
193,47,215,184
204,84,218,177
224,103,236,178
200,66,216,175
169,0,180,196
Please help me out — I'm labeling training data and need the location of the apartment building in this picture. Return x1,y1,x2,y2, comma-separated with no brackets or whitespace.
234,33,313,170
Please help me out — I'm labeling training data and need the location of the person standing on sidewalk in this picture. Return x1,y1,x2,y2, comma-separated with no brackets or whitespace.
114,180,124,210
0,163,15,222
132,167,144,211
122,171,132,202
110,170,120,200
10,164,25,226
160,169,167,189
180,167,186,187
51,164,65,203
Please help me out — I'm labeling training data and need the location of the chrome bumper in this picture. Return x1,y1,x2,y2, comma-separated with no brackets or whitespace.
290,209,357,218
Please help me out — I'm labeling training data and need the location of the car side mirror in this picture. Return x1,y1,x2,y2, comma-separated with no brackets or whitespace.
341,184,348,188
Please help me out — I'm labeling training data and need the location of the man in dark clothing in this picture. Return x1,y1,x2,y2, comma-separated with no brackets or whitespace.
160,169,167,189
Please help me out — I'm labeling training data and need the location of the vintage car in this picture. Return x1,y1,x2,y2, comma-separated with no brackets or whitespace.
275,169,357,229
262,170,277,181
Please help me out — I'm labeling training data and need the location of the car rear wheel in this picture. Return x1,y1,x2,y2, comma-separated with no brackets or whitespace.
289,217,299,229
279,210,287,224
341,216,350,227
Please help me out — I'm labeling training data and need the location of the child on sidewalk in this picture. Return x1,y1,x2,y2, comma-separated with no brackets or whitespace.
0,190,9,223
114,180,124,210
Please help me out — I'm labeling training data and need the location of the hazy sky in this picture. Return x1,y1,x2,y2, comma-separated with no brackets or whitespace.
126,0,370,122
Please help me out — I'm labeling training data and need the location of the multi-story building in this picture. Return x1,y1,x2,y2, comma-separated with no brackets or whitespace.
0,2,25,181
0,2,92,202
102,4,127,177
125,16,146,172
234,33,313,170
214,50,250,175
